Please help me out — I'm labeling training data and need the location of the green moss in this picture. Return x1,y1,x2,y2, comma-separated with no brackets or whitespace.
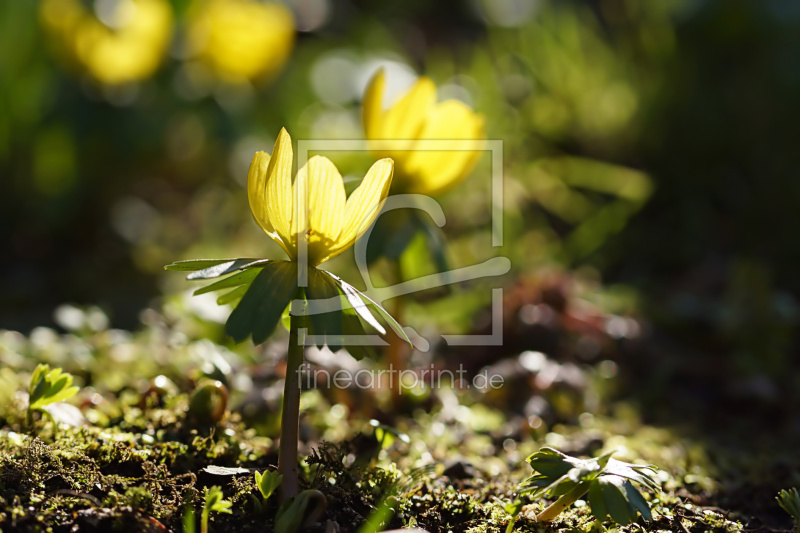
0,312,794,532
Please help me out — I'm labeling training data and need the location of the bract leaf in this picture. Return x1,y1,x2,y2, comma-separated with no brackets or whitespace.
341,309,377,360
326,274,384,334
348,285,412,346
165,259,240,272
193,268,261,296
187,258,271,280
217,285,249,306
225,261,298,344
306,269,344,351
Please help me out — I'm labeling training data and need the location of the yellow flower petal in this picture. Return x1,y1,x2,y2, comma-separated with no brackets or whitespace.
248,128,394,266
362,68,385,139
247,151,272,232
265,128,294,255
402,101,485,195
247,150,294,257
380,76,437,146
322,158,394,263
291,156,346,265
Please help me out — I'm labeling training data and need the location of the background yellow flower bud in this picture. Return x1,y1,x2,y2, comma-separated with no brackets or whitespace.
186,0,295,84
362,69,486,197
39,0,173,85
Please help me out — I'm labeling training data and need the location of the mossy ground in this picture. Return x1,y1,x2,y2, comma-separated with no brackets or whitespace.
0,404,775,533
0,279,797,532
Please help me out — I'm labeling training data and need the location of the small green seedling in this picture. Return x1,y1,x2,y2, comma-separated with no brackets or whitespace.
518,447,659,525
201,486,232,533
252,469,283,514
274,489,327,533
27,364,80,428
777,487,800,532
499,498,523,533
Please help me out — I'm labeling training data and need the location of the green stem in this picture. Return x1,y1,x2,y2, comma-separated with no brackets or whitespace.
278,291,307,502
505,516,517,533
386,260,406,400
536,483,589,522
200,507,209,533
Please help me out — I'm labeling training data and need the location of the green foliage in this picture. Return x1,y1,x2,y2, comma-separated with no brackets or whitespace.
193,268,261,299
204,486,233,514
522,157,653,262
167,258,297,343
357,494,399,533
165,258,268,276
274,489,327,533
777,488,800,532
366,209,450,279
305,268,346,351
167,255,410,349
501,499,523,533
519,447,659,525
201,486,232,533
27,364,79,426
224,261,298,343
327,272,412,346
255,469,282,500
251,470,282,515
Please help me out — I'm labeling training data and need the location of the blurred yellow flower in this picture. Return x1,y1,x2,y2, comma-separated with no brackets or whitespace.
362,69,486,196
39,0,173,85
187,0,295,84
248,129,394,266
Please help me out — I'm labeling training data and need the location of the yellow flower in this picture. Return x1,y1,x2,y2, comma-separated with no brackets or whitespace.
39,0,173,85
248,129,394,266
362,69,486,196
187,0,294,83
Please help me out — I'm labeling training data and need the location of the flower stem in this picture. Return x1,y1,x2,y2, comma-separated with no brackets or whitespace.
278,292,307,502
536,483,589,522
385,260,407,400
386,296,406,381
